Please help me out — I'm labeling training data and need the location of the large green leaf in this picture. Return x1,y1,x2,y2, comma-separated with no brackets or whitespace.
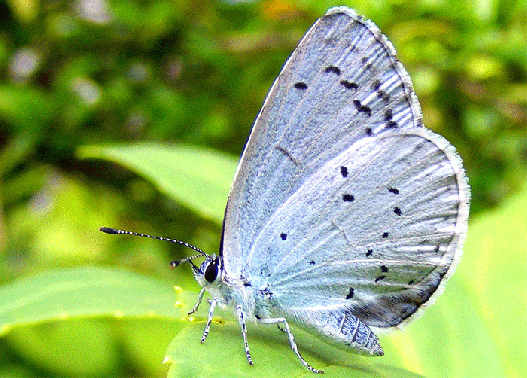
5,318,120,376
0,266,182,334
77,144,238,224
458,186,526,378
164,320,424,378
0,267,191,376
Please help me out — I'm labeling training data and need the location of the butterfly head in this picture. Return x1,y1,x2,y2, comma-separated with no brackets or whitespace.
197,255,221,284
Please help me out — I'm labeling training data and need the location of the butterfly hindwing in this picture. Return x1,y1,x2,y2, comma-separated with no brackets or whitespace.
248,128,468,331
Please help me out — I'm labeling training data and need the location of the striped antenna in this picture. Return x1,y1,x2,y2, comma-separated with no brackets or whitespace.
99,227,209,263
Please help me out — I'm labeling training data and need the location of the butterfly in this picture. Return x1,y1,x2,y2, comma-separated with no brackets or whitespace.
102,6,470,374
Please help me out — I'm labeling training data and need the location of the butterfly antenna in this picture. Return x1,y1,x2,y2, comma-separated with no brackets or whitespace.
99,227,209,268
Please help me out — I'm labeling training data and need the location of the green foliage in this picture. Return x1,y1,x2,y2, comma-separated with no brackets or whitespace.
0,267,186,376
0,0,525,377
0,267,178,332
165,322,424,378
77,144,238,224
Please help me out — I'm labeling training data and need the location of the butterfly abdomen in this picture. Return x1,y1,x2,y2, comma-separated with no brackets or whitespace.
325,308,384,356
286,306,384,356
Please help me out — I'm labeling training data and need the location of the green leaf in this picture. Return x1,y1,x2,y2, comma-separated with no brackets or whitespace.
6,318,120,376
459,186,527,377
77,143,238,224
0,266,182,334
164,320,424,378
1,185,524,377
0,267,199,376
117,319,183,377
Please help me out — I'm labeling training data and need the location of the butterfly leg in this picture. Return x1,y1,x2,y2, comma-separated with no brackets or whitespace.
200,297,217,343
259,317,323,374
188,287,206,315
236,305,254,365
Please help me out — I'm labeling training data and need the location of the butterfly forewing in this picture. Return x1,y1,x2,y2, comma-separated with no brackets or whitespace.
222,8,424,276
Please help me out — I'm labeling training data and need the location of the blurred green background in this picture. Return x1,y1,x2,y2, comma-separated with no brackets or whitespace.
0,0,525,377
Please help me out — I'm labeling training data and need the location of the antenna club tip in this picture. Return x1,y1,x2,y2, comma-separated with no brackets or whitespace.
100,227,119,234
170,260,182,269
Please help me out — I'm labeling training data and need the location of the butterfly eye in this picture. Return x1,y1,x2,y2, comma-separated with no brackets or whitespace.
204,258,219,283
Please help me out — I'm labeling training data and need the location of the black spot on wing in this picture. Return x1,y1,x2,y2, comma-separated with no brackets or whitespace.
280,233,287,240
341,166,348,177
366,249,373,257
386,120,398,129
324,66,341,75
343,194,354,202
394,207,402,216
365,127,373,136
375,275,386,283
258,268,271,278
294,82,307,90
353,100,372,117
258,287,273,298
388,187,399,195
372,80,390,102
382,232,389,238
381,265,389,273
340,80,358,90
346,287,354,299
378,91,390,103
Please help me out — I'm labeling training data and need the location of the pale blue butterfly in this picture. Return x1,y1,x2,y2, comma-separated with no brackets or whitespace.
102,6,470,374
